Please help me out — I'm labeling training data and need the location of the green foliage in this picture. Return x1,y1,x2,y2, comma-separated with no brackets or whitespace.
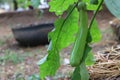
79,45,91,80
83,0,102,10
49,0,77,15
90,19,102,43
79,62,90,80
72,62,90,80
71,66,81,80
71,1,103,79
39,0,104,79
39,6,79,79
39,50,60,79
85,52,95,66
49,8,79,50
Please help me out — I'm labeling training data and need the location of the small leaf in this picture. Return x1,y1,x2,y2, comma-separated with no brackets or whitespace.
81,42,95,66
85,52,95,66
81,44,92,63
71,62,90,80
71,66,81,80
90,19,102,43
80,62,89,80
72,62,89,80
71,45,91,80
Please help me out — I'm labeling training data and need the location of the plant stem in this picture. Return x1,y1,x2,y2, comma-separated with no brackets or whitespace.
89,0,104,30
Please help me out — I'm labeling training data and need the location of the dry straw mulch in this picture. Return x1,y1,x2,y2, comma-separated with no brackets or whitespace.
89,44,120,80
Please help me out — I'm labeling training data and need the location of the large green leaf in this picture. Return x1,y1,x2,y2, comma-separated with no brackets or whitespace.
104,0,120,19
49,8,79,50
39,7,79,79
49,0,77,15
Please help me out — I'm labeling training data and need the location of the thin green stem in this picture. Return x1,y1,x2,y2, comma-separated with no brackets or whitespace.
89,0,104,30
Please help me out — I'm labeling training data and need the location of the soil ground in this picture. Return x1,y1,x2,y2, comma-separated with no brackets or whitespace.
0,7,119,80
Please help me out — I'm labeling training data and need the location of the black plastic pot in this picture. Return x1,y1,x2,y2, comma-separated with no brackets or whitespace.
12,23,54,46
